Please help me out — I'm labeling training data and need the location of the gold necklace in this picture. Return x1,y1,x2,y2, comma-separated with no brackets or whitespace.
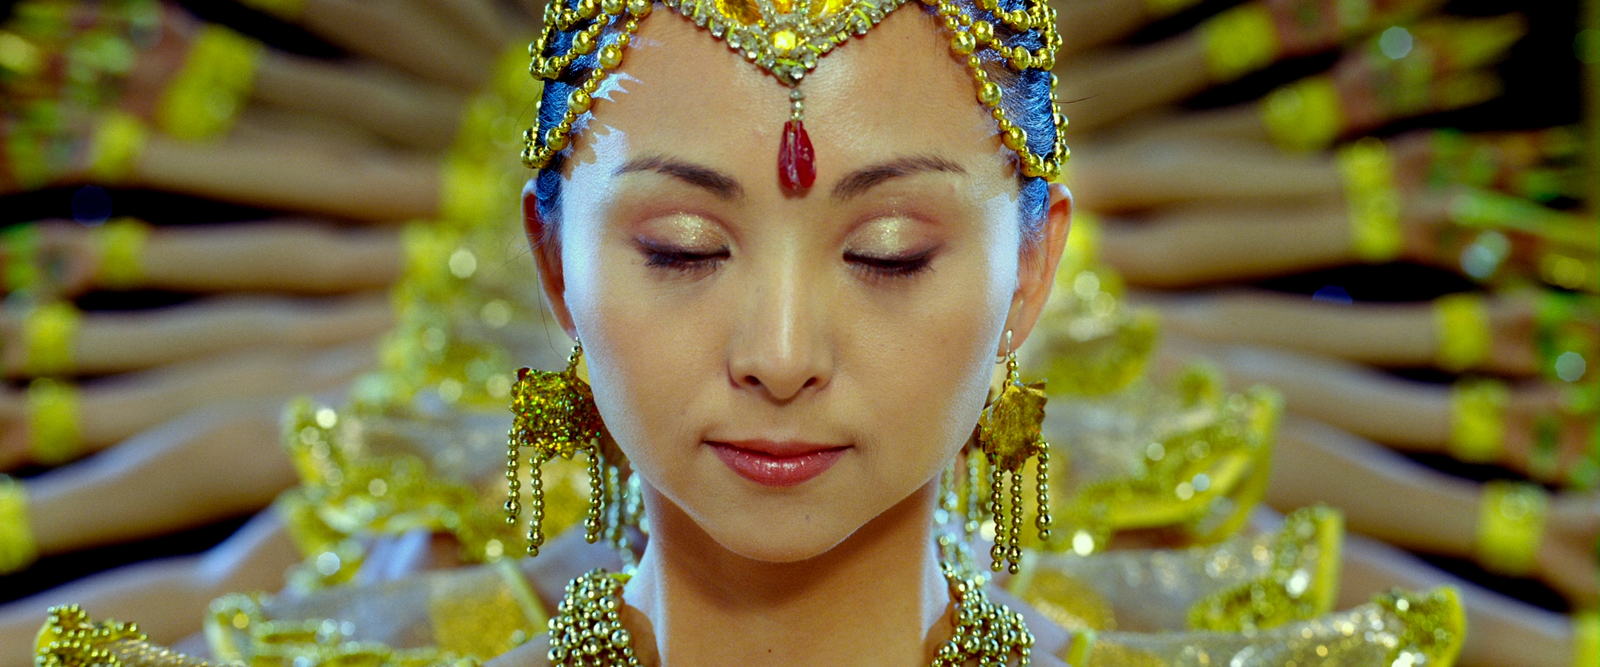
544,539,1035,667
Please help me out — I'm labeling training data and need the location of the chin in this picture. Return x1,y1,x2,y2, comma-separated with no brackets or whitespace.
701,511,861,563
651,476,880,563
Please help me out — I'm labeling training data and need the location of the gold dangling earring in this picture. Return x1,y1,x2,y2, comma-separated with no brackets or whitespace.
506,340,610,557
975,330,1052,574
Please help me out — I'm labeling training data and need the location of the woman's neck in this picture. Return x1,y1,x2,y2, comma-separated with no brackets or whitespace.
622,481,952,667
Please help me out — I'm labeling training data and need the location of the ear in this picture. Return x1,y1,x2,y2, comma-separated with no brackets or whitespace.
524,178,579,339
1003,182,1071,353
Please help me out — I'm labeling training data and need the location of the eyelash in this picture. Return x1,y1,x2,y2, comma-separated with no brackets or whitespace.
643,247,729,275
639,245,937,281
844,248,937,280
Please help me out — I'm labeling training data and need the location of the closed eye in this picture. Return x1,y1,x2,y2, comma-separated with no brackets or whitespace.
844,246,938,280
639,240,729,275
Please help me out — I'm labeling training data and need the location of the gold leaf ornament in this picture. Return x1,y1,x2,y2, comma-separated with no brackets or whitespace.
979,378,1048,471
508,348,605,462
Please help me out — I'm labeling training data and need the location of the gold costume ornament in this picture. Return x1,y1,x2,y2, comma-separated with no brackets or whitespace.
1475,479,1548,577
0,474,37,574
1434,291,1491,373
94,217,151,290
1448,377,1507,464
36,605,221,667
22,299,81,376
1338,137,1404,264
546,536,1034,667
507,342,636,558
975,331,1051,574
27,377,83,466
520,0,1069,190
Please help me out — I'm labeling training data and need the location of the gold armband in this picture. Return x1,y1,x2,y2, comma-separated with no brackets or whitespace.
157,25,263,141
1449,378,1507,464
1575,611,1599,667
1537,251,1596,293
86,112,149,184
95,218,150,289
27,378,83,466
1475,480,1547,577
23,301,80,376
238,0,308,20
1337,138,1403,263
1261,76,1342,151
0,475,37,574
2,224,42,293
1199,4,1280,82
1433,292,1490,373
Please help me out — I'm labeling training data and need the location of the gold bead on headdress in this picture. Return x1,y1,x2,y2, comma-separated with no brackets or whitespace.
522,0,1069,189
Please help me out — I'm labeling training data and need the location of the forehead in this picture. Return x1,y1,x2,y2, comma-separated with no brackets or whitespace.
563,6,1010,190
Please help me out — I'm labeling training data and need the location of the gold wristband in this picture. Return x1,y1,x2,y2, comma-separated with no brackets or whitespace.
1575,611,1599,667
238,0,308,20
23,301,80,376
1538,251,1597,293
27,378,83,466
0,475,37,574
1449,378,1507,464
1434,292,1491,373
1338,138,1403,263
86,111,149,184
2,224,41,293
1261,76,1342,152
1199,4,1280,82
94,217,150,289
1475,480,1548,577
157,25,263,141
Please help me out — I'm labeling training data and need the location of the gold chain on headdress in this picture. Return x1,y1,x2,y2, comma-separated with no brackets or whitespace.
521,0,1068,183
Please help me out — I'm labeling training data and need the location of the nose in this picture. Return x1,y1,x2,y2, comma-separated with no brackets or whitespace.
727,260,832,402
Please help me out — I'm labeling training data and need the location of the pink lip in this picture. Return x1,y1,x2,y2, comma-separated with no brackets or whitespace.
708,440,849,487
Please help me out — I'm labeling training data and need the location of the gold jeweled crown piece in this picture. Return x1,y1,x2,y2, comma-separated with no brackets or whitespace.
522,0,1069,187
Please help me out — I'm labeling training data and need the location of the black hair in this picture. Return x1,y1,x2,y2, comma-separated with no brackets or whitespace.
530,0,1057,246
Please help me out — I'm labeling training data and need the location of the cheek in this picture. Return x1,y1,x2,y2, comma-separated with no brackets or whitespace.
853,231,1019,473
558,227,708,470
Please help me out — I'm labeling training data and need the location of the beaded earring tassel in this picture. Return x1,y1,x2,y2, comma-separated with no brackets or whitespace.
506,343,610,557
975,336,1052,574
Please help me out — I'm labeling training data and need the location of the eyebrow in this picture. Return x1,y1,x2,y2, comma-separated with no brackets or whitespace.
831,155,966,201
615,155,744,200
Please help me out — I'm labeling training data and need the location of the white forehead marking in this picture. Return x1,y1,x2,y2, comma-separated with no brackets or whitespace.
594,71,639,102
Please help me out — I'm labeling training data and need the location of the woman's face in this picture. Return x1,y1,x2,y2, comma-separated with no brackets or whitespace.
528,6,1069,562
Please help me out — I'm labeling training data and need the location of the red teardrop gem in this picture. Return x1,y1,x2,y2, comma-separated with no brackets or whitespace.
779,119,815,192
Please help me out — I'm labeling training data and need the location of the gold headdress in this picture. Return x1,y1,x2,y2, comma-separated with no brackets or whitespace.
521,0,1068,191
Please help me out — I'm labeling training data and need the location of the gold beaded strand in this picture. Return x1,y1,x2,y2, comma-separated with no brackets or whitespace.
522,0,1069,182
